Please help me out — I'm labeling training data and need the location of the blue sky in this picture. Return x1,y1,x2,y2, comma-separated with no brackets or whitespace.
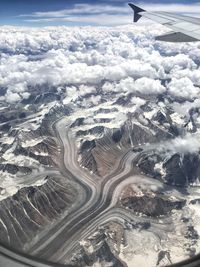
1,0,200,26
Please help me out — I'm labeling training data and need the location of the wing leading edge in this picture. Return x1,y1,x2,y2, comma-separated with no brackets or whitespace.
128,3,200,42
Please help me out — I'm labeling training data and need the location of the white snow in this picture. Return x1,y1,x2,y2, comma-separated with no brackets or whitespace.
170,112,185,125
154,162,166,177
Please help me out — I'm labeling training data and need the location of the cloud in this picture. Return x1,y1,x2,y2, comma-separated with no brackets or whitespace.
5,91,21,103
167,77,200,100
135,3,200,13
84,95,101,107
24,15,132,26
20,3,200,26
170,68,200,86
21,3,131,26
131,97,146,106
114,77,165,95
20,4,130,18
79,85,96,97
159,134,200,155
0,24,200,105
162,54,196,73
172,98,200,117
135,77,166,95
63,86,79,105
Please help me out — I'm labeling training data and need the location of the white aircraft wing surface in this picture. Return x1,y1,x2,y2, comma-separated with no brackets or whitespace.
128,3,200,42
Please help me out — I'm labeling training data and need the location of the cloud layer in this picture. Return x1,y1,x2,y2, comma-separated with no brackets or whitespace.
0,24,200,105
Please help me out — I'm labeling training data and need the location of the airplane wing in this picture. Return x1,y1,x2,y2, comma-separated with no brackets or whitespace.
128,3,200,42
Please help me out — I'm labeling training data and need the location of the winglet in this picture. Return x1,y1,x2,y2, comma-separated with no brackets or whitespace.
128,3,145,22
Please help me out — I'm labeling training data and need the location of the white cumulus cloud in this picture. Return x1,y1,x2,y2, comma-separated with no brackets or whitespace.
167,77,199,100
160,134,200,155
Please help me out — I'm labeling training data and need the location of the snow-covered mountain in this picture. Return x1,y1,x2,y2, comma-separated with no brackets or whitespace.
0,25,200,267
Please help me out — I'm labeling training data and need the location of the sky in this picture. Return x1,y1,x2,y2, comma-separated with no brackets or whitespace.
1,0,200,26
